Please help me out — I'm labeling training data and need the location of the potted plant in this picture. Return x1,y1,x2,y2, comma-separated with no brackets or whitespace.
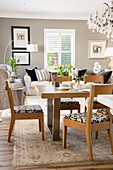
54,63,73,76
7,57,20,78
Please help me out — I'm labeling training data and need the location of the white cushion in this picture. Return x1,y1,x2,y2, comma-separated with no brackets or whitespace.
11,82,23,89
6,64,12,73
31,81,51,88
14,79,22,83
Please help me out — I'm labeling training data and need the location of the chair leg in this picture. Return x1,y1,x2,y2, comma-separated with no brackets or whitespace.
63,123,67,148
39,119,41,132
41,113,44,140
85,106,87,112
78,105,80,113
95,131,98,139
8,118,15,142
70,110,72,114
85,130,93,160
107,123,113,154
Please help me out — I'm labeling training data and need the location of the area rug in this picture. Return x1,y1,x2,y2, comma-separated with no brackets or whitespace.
13,117,113,168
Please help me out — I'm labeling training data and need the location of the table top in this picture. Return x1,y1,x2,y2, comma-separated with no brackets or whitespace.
35,85,90,99
97,95,113,109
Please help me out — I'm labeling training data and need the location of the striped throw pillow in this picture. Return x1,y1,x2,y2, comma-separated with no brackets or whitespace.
35,69,50,81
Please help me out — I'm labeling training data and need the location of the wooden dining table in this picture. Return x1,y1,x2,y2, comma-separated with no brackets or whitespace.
35,84,90,141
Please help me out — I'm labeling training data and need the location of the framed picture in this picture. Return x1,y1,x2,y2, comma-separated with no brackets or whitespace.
11,26,30,50
88,40,106,59
12,52,30,65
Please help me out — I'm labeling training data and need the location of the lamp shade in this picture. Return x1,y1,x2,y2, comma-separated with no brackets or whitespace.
104,47,113,57
27,44,38,52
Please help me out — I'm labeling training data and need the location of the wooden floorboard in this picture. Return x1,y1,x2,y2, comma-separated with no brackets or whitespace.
0,117,113,170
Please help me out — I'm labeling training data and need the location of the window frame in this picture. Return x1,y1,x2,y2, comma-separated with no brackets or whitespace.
44,29,75,68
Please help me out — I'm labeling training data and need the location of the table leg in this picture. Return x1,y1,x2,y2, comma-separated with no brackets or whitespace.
52,98,60,141
47,99,53,131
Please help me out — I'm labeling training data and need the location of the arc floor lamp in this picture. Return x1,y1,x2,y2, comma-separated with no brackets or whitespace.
3,40,38,64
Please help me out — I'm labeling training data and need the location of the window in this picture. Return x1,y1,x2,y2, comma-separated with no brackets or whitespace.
44,29,75,68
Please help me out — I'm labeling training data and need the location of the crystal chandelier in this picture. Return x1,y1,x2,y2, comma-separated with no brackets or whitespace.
87,1,113,41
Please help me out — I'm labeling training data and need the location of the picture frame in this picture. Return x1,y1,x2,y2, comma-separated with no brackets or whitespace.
12,52,30,65
11,26,30,50
88,40,106,59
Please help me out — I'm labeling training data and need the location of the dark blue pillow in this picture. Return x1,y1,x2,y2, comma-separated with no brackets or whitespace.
78,69,87,77
25,68,38,81
98,70,112,84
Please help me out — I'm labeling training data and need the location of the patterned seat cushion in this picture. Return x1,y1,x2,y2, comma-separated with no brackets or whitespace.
61,98,79,105
96,108,109,115
64,112,109,124
14,105,43,113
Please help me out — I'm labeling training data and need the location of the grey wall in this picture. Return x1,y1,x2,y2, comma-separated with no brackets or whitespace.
0,18,113,80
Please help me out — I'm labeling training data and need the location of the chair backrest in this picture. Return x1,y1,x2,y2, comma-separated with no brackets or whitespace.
52,76,72,85
6,80,15,116
86,84,113,125
84,75,104,84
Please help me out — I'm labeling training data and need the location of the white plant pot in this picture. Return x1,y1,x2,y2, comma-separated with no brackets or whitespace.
11,72,18,78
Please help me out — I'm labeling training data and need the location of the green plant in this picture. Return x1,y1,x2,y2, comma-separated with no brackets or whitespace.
54,63,73,76
7,57,20,72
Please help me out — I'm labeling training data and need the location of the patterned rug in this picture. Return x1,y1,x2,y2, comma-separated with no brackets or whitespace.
13,117,113,168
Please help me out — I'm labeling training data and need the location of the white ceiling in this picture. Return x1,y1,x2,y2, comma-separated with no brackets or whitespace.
0,0,111,20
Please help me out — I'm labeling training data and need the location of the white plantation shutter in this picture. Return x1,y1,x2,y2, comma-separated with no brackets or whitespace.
44,29,75,68
46,33,59,53
61,33,72,66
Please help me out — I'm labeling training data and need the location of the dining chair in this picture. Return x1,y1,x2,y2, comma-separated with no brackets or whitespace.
84,75,108,139
84,75,104,84
52,76,80,113
6,80,44,142
52,75,72,85
62,84,113,160
84,75,107,110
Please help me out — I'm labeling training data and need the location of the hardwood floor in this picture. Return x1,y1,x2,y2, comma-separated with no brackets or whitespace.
0,117,113,170
0,118,14,170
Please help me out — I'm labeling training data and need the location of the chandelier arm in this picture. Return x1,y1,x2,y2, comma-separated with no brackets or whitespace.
104,3,109,8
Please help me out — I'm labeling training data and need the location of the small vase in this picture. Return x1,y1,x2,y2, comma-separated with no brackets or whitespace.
77,80,81,88
11,72,18,78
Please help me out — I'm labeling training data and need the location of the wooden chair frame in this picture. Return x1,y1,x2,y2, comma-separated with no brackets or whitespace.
52,76,80,113
6,80,44,142
52,75,72,85
84,75,107,139
63,84,113,160
84,75,107,110
84,75,104,84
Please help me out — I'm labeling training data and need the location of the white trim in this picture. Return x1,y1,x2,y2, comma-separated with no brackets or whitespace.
44,29,75,69
0,12,88,20
44,30,47,69
59,33,61,65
